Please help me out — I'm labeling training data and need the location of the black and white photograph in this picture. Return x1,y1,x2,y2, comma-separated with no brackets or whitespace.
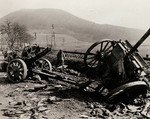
0,0,150,118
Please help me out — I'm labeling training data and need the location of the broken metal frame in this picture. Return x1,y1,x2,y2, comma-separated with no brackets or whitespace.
83,28,150,103
6,28,150,103
7,47,52,82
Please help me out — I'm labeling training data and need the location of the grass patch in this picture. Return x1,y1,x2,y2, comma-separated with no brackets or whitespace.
44,51,101,79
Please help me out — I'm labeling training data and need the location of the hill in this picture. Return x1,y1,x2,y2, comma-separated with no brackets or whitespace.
0,8,147,44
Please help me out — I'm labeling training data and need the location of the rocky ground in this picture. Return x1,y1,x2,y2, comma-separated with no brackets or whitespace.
0,50,150,119
0,69,150,119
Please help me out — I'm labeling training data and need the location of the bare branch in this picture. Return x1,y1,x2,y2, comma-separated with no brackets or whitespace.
0,21,34,50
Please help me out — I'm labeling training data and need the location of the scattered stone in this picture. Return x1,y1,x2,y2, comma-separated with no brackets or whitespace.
48,96,57,103
23,106,31,112
40,98,47,102
25,88,35,92
113,103,128,116
26,93,34,98
93,103,103,108
30,112,39,119
34,84,47,91
51,96,57,101
39,79,48,84
127,105,142,113
38,91,53,96
37,102,47,107
15,110,25,115
32,74,42,82
141,101,150,118
90,107,114,118
38,107,48,112
37,98,49,107
130,117,138,119
63,99,71,101
38,113,48,119
47,96,59,104
133,95,145,106
15,102,22,106
23,100,27,106
37,102,44,107
57,65,68,69
14,88,22,92
1,109,8,111
79,114,89,118
88,104,94,109
24,84,29,89
66,69,80,76
3,109,18,117
47,99,53,104
9,101,18,106
90,108,103,117
101,107,114,117
54,85,63,88
19,114,31,119
7,92,15,97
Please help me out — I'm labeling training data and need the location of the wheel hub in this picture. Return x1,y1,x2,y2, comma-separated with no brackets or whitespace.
12,66,20,76
95,51,104,61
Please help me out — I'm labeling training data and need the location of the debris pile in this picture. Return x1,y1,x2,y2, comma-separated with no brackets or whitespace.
0,29,150,118
0,75,150,119
1,82,60,119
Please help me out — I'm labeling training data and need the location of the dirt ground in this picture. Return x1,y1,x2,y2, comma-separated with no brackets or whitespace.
0,70,150,119
0,71,97,119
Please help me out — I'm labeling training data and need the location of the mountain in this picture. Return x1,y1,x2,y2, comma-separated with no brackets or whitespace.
0,8,147,44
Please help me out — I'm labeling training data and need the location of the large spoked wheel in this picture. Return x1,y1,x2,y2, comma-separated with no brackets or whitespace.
106,81,148,103
7,59,28,82
84,39,115,68
35,58,52,72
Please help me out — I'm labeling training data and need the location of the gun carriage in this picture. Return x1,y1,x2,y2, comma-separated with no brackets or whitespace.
84,28,150,103
6,45,52,82
5,28,150,103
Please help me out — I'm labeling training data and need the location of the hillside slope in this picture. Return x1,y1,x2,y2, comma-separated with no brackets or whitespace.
0,8,146,44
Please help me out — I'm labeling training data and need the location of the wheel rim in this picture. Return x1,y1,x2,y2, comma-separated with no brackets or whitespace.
106,81,148,103
35,58,52,71
7,59,27,82
84,39,115,68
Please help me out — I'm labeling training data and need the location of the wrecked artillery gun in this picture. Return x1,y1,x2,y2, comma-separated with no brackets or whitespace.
6,45,52,82
84,28,150,103
5,28,150,103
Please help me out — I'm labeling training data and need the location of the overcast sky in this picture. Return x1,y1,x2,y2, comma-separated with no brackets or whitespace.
0,0,149,30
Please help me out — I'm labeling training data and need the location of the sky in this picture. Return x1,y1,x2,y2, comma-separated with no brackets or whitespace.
0,0,150,30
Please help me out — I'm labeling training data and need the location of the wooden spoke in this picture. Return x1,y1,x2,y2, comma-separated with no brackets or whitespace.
88,58,96,65
35,58,52,72
84,39,114,68
91,60,98,67
87,56,95,60
100,42,103,52
104,45,113,52
7,59,27,82
102,42,109,51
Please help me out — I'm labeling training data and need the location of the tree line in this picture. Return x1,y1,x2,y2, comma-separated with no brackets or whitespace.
0,20,34,50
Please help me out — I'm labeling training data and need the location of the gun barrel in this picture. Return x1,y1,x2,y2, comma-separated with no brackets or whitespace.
128,28,150,55
31,47,51,61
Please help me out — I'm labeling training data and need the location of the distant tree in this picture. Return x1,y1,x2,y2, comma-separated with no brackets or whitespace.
0,20,34,50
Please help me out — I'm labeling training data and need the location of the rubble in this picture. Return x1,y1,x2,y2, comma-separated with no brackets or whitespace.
141,100,150,118
1,71,150,119
32,74,42,83
0,29,150,119
65,69,80,76
34,84,47,91
79,114,89,118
